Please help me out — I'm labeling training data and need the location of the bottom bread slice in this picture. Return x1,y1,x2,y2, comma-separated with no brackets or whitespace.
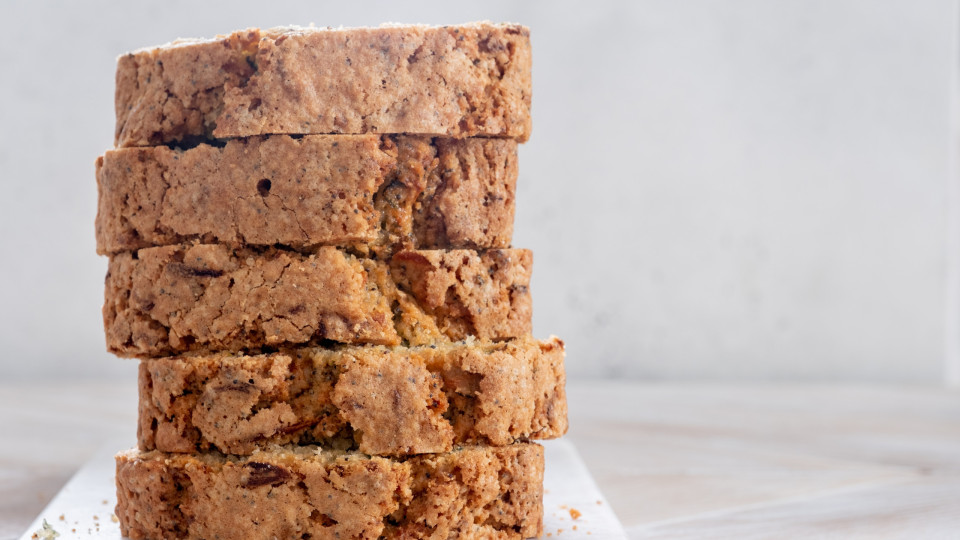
115,443,544,540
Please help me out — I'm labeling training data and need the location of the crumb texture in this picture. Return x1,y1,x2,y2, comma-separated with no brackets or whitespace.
96,135,516,254
115,443,544,540
103,244,532,358
115,23,531,147
138,337,566,455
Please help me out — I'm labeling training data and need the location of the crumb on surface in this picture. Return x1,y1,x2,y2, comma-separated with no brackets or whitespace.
111,514,119,523
596,499,602,505
569,508,582,520
102,499,108,505
32,519,59,539
57,515,64,521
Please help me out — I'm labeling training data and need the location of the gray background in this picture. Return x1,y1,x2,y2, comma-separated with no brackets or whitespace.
1,0,957,383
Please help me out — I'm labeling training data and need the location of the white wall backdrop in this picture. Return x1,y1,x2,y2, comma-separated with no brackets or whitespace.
0,0,955,381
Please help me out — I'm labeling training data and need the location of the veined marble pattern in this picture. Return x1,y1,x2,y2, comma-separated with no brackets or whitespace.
567,382,960,539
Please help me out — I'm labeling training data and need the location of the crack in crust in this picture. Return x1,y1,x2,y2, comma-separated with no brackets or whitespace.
95,135,516,255
103,244,532,358
116,444,543,540
138,337,566,456
115,24,531,147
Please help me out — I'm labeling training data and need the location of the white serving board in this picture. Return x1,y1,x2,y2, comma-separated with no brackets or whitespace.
20,438,626,539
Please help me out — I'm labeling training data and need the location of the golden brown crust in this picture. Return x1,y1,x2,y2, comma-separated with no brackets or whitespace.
103,244,533,358
114,23,531,147
115,443,544,540
138,337,566,455
95,135,516,254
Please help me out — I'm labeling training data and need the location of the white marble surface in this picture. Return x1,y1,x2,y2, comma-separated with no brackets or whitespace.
3,381,959,539
569,382,960,539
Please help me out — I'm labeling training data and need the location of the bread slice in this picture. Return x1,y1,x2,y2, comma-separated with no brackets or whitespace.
114,23,531,147
139,337,565,456
116,443,543,539
104,244,532,358
96,135,516,255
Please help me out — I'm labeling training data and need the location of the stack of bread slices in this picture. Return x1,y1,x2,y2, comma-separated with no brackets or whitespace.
95,22,567,539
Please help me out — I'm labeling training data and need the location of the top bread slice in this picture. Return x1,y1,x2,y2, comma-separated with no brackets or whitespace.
115,22,531,147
